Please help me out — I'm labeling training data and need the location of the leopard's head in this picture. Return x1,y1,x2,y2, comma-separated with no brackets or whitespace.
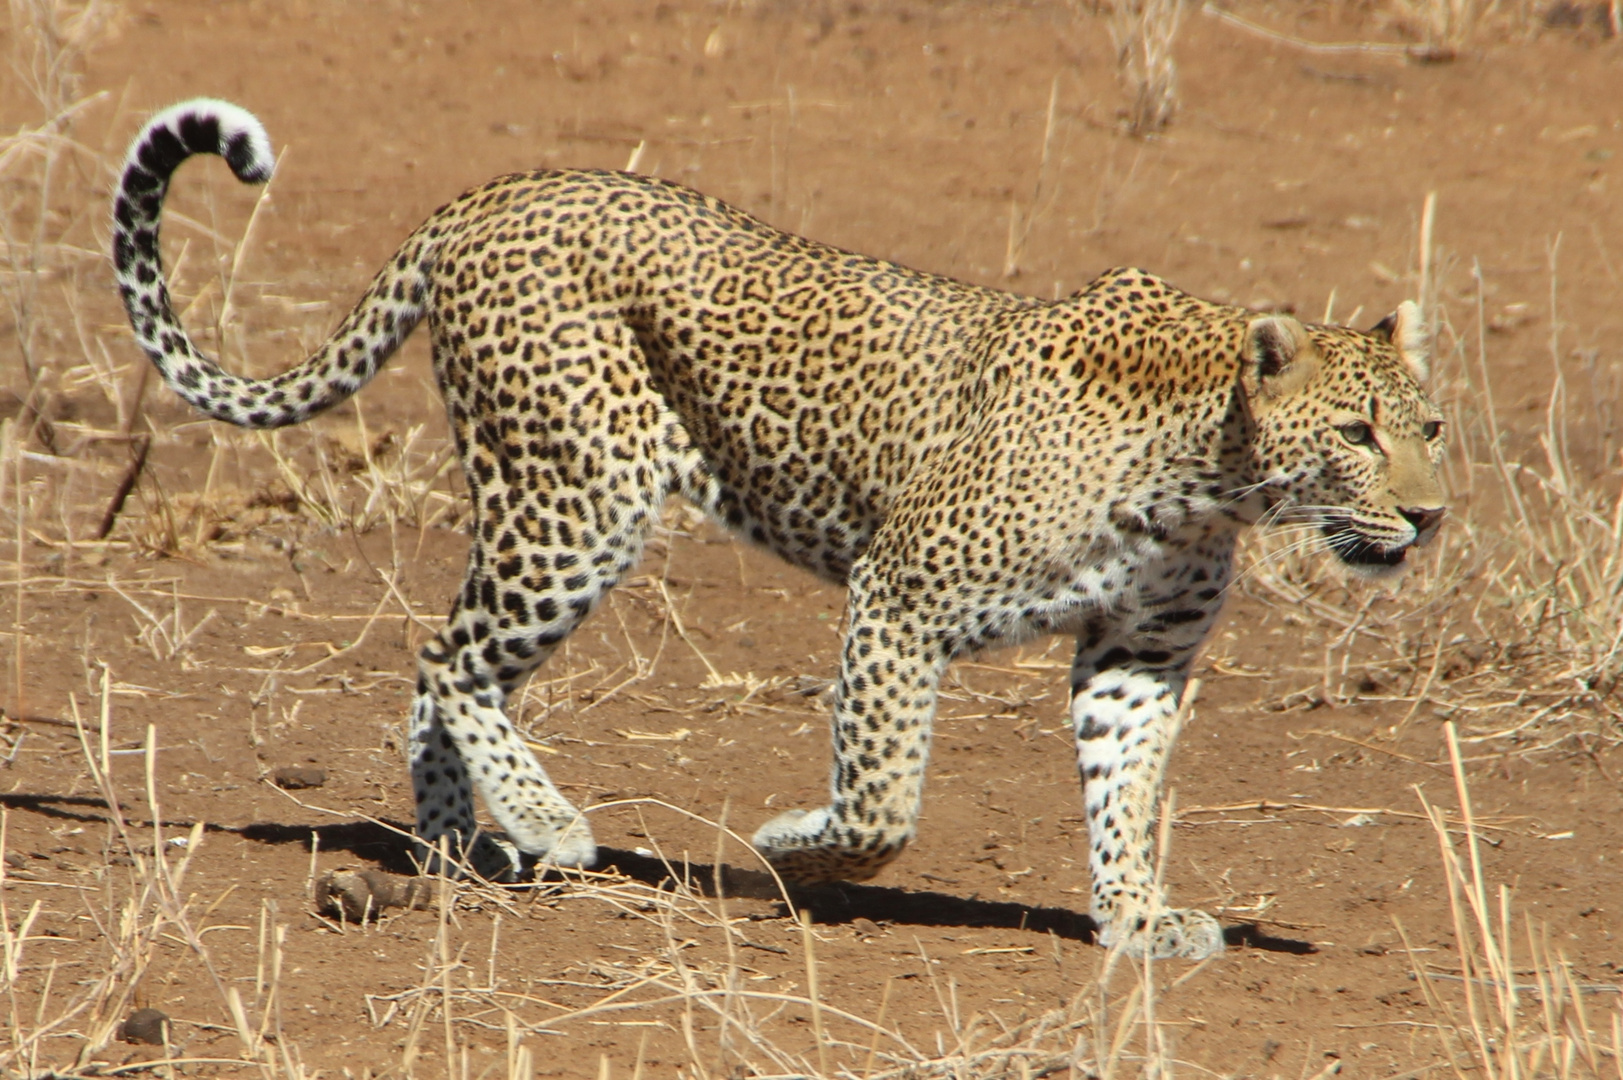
1237,303,1446,577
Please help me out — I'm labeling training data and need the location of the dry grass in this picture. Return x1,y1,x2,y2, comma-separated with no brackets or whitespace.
1390,0,1492,50
1401,723,1623,1080
1237,192,1623,759
0,672,550,1080
4,655,1617,1079
1380,0,1599,49
0,680,1185,1078
1092,0,1184,136
0,0,464,566
0,0,114,452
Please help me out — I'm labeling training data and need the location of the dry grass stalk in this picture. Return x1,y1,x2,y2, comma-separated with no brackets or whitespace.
1397,0,1488,51
1418,190,1439,333
93,432,152,539
1400,722,1623,1080
1,0,115,758
1103,0,1183,136
1003,76,1065,280
800,909,831,1077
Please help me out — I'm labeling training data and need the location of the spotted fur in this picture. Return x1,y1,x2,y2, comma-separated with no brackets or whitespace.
113,100,1446,960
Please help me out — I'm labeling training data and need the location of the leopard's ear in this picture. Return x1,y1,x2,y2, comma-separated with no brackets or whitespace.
1368,300,1429,382
1241,315,1319,404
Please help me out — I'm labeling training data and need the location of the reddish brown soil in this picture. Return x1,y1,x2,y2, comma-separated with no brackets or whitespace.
4,2,1623,1077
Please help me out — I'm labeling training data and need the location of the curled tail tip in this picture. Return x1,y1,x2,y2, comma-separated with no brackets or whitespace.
123,98,275,188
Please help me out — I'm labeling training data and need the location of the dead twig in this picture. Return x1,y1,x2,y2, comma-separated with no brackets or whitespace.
93,433,151,540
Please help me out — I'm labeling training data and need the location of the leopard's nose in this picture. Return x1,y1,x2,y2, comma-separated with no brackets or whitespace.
1399,505,1445,543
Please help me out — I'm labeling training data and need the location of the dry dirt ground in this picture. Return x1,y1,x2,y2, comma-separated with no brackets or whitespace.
3,2,1623,1078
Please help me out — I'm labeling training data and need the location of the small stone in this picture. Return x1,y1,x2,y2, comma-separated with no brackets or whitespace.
121,1007,170,1045
316,868,434,922
3,852,26,870
270,765,327,790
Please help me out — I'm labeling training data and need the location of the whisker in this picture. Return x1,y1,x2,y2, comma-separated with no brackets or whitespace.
1220,535,1330,600
1221,531,1334,600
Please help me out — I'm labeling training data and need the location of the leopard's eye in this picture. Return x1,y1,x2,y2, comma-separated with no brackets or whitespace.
1339,421,1376,447
1421,419,1443,441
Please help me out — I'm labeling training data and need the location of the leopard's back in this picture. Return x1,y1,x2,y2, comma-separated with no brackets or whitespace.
420,168,1034,579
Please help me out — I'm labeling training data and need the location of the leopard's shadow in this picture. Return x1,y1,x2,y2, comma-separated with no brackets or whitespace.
241,827,1313,953
238,818,422,874
0,800,1309,954
588,846,1312,953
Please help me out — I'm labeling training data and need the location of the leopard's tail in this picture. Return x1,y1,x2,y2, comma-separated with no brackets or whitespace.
112,99,432,429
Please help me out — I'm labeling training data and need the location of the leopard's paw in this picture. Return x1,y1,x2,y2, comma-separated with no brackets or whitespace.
493,796,599,870
419,818,597,883
467,833,525,882
417,831,524,882
751,807,898,884
518,815,598,871
1101,907,1224,960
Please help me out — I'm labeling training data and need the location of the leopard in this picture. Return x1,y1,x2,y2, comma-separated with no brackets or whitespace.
112,99,1446,960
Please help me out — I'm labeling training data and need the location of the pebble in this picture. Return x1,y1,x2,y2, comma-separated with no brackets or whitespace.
121,1007,169,1045
270,765,328,789
316,868,434,921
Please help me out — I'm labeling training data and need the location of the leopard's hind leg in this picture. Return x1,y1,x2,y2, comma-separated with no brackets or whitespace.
409,309,707,878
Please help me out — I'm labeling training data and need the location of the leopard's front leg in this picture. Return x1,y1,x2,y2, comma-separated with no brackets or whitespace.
752,558,948,883
1072,612,1225,960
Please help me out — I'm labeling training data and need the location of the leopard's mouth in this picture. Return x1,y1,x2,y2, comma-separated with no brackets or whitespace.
1323,525,1409,569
